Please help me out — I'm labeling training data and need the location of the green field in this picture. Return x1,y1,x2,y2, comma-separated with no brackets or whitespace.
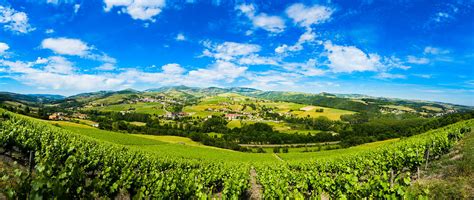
86,102,166,115
47,120,277,162
47,120,405,163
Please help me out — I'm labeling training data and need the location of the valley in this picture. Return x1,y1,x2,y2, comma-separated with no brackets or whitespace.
1,86,473,199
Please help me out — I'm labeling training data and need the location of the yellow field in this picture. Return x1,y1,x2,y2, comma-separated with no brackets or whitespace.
382,105,416,112
422,106,443,112
260,101,355,120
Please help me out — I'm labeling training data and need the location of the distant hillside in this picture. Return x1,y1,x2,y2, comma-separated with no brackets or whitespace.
1,86,472,116
0,92,64,104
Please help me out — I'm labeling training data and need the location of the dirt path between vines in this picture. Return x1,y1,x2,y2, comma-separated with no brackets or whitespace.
249,167,262,200
409,130,474,198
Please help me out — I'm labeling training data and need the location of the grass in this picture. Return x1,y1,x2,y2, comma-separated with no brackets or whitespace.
407,130,474,198
47,120,278,163
132,135,211,147
227,120,242,128
44,119,404,163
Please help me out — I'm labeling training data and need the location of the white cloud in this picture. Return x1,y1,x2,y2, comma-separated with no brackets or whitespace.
0,42,9,54
35,57,49,65
324,41,381,73
43,56,75,74
203,41,261,61
245,70,301,91
407,56,429,64
0,58,125,91
0,6,35,34
281,59,325,76
96,63,116,71
424,46,449,55
47,0,59,4
275,29,317,54
374,72,406,79
103,0,166,22
188,60,247,83
236,4,285,33
41,37,117,72
162,63,185,74
45,29,55,34
202,41,279,67
175,33,186,41
41,38,90,56
286,3,333,28
382,56,411,70
74,4,81,14
238,54,279,66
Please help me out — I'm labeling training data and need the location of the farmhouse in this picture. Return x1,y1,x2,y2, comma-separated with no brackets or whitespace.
225,113,243,120
48,112,69,121
72,113,88,119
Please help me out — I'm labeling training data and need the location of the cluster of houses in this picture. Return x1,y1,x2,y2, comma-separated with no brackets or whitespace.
128,96,183,105
48,112,70,121
164,112,188,119
48,112,88,121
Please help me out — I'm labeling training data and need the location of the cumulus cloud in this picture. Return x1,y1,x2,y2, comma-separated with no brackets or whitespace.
41,37,117,70
162,63,185,74
103,0,166,22
238,54,279,66
245,70,301,91
286,3,333,28
41,37,90,56
202,41,261,61
43,56,75,74
0,42,9,55
0,58,125,91
0,6,35,34
236,4,285,33
286,59,325,76
188,60,247,83
96,63,116,71
275,29,317,54
324,41,381,73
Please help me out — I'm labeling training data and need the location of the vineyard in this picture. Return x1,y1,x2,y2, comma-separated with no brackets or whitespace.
1,108,473,199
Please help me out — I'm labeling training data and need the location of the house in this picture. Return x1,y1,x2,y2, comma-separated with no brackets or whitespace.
164,112,188,119
225,113,242,120
48,112,69,121
72,113,88,119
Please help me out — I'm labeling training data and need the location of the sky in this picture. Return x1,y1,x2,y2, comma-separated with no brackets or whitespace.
0,0,473,106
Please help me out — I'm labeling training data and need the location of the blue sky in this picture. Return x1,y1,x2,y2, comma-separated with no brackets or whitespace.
0,0,473,105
